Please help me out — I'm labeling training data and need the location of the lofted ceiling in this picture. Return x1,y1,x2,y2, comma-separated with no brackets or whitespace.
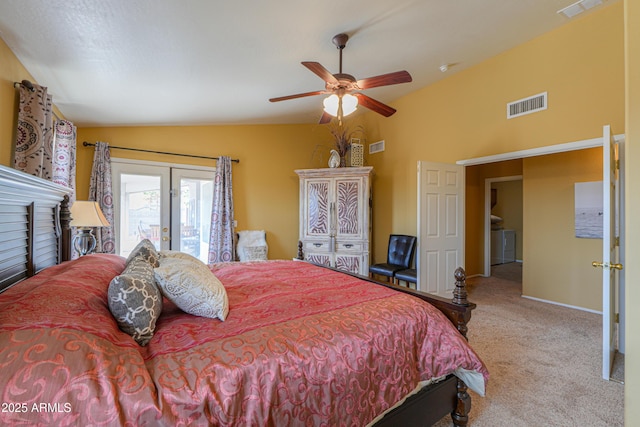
0,0,614,127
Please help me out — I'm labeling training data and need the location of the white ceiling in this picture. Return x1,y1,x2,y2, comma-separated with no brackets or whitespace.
0,0,613,127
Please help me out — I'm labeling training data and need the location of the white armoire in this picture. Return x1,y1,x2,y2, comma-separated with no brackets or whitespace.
295,166,373,276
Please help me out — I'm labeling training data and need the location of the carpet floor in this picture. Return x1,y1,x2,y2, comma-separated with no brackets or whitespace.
432,262,624,426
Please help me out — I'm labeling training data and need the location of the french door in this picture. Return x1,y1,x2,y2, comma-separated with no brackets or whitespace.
112,160,214,263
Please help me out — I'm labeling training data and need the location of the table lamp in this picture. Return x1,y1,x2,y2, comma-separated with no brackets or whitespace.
70,201,110,256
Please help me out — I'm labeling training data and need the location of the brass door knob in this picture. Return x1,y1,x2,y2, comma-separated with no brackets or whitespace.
592,261,623,270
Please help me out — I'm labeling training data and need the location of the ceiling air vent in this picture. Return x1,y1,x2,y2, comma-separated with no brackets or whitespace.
507,92,547,119
369,140,385,154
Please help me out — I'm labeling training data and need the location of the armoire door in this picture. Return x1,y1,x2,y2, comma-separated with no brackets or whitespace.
303,178,332,240
335,177,364,240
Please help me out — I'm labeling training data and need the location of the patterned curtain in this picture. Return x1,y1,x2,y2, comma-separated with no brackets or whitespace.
52,120,77,203
88,142,115,254
208,156,235,263
14,84,54,178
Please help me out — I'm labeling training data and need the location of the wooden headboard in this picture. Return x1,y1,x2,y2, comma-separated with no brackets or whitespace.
0,165,72,293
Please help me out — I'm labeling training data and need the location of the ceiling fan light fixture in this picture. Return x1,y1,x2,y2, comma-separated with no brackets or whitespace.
323,93,358,117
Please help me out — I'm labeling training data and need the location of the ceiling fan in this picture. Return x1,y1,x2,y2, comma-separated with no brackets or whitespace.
269,33,412,124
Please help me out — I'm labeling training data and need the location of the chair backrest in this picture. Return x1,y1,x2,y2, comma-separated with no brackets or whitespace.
387,234,417,268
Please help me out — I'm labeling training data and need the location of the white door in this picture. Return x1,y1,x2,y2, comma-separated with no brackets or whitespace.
112,163,171,255
417,161,465,297
598,124,623,380
112,160,214,263
170,168,214,263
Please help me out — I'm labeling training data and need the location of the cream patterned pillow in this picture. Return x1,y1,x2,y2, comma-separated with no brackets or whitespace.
154,256,229,321
108,256,163,346
159,250,200,263
236,230,268,261
126,239,160,268
241,246,268,261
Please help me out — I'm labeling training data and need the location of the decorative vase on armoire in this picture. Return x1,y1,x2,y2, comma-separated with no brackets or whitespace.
295,166,373,275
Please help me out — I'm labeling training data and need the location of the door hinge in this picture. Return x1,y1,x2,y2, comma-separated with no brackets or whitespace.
615,313,619,323
615,159,620,170
615,236,620,247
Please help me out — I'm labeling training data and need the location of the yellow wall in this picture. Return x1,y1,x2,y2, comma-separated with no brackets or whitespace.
78,125,333,260
363,3,624,273
0,38,33,166
624,0,639,422
522,148,602,310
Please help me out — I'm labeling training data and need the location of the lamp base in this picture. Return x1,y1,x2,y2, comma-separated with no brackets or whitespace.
73,228,97,256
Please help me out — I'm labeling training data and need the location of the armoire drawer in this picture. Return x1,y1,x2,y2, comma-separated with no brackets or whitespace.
304,241,331,252
336,241,364,252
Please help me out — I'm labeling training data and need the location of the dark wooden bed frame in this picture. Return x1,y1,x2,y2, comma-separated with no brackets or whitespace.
296,242,477,427
0,164,477,427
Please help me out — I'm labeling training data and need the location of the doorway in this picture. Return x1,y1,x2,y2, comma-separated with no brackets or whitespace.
112,159,215,263
459,128,625,382
484,176,523,279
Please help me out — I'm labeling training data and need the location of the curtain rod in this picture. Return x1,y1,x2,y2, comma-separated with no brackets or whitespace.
13,79,35,92
14,79,61,121
82,141,239,163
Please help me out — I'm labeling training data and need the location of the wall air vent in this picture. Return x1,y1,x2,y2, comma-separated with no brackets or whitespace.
369,140,385,154
507,92,547,119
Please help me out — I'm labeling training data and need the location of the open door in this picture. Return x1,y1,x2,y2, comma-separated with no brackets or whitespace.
417,161,465,297
593,125,623,381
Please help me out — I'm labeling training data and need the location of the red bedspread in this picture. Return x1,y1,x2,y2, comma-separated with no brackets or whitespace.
0,255,487,426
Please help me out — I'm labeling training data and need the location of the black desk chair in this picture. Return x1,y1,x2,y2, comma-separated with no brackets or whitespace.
369,234,417,283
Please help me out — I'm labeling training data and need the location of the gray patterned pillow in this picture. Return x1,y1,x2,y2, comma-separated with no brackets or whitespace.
126,239,160,268
108,256,163,346
154,256,229,321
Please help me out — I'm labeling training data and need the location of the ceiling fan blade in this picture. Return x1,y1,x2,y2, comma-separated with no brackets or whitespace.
354,93,397,117
302,62,339,84
318,111,333,124
356,70,412,90
269,90,328,102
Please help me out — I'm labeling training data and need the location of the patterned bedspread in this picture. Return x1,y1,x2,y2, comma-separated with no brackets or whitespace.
0,255,487,426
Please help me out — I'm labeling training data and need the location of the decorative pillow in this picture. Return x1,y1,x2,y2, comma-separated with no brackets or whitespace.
108,256,163,346
236,230,268,261
241,245,268,261
154,257,229,321
126,239,160,268
159,250,200,263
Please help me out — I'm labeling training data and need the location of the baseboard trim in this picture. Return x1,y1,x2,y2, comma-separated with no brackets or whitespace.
521,295,601,315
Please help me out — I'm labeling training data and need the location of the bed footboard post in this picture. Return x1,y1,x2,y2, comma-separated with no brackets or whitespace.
296,240,304,260
60,195,73,262
451,267,472,426
452,267,472,339
452,379,471,426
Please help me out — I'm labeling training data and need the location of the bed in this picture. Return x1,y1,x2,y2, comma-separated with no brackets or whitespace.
0,165,488,426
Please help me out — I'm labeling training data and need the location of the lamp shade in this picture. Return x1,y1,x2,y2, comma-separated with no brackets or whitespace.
70,201,110,228
323,94,358,117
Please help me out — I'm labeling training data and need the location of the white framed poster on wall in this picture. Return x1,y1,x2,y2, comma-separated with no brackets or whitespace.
574,181,603,239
